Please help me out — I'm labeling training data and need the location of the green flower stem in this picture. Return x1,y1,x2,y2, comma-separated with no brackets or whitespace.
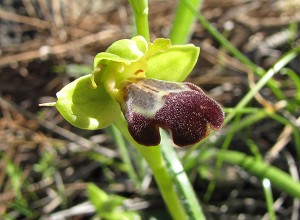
111,126,141,188
128,0,150,41
114,115,188,220
169,0,203,44
160,131,206,220
262,178,276,220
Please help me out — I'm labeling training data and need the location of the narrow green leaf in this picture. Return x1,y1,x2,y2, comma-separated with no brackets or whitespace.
111,125,141,188
87,183,109,209
262,178,276,220
218,150,300,198
169,0,202,44
128,0,150,41
114,115,188,220
160,130,206,220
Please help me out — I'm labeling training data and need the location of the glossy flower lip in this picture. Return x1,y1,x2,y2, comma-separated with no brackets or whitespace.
120,78,224,147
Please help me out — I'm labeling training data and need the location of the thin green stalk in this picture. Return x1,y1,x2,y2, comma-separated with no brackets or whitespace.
128,0,150,41
186,147,300,207
169,0,203,44
281,68,300,99
268,113,300,158
247,140,276,219
225,47,300,124
186,1,258,71
125,1,204,218
224,107,268,114
114,115,188,220
262,178,276,220
216,150,300,199
160,131,206,220
204,114,242,202
178,0,254,69
246,139,263,161
181,0,284,100
183,109,268,164
111,126,141,189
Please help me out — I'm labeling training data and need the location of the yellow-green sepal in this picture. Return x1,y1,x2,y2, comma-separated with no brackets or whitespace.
55,74,120,130
93,36,148,69
146,44,200,82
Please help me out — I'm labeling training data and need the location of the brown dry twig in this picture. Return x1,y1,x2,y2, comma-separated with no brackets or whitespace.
0,96,117,158
265,117,300,163
0,9,50,30
236,13,300,31
0,29,123,67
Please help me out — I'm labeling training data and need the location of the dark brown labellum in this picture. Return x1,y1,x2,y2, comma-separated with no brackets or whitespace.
120,78,224,146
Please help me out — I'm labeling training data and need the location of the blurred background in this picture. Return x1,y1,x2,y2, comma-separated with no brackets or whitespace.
0,0,300,219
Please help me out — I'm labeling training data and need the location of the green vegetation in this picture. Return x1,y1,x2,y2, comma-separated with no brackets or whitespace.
1,0,299,219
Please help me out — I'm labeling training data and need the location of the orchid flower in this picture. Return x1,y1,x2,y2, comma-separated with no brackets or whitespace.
54,36,224,146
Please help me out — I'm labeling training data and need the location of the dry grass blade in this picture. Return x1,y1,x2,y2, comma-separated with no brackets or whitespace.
0,29,123,66
0,9,50,29
266,117,300,163
22,0,38,18
0,96,117,158
47,201,95,220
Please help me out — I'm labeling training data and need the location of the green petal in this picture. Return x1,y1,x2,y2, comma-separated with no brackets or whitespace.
146,38,171,58
146,44,200,82
56,74,120,130
93,53,131,69
132,35,148,54
93,36,148,69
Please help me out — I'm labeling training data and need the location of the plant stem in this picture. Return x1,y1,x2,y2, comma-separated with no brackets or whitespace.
169,0,203,44
160,131,206,220
262,178,276,220
123,2,206,218
126,1,187,218
114,115,188,220
111,126,141,188
128,0,150,41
